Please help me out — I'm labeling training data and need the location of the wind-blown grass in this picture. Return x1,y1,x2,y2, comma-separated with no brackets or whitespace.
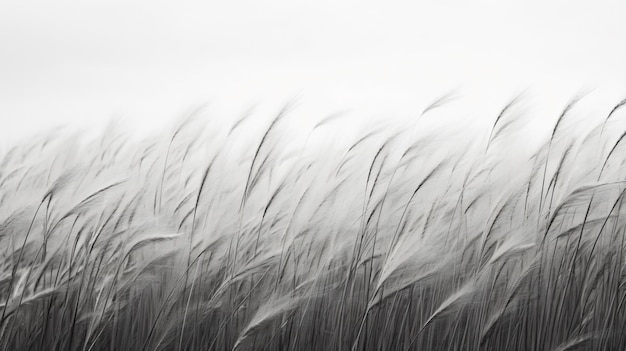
1,95,626,350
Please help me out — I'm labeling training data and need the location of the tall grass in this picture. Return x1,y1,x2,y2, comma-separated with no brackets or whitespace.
1,95,626,350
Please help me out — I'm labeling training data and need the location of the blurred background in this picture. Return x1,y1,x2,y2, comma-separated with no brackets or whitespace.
1,0,625,148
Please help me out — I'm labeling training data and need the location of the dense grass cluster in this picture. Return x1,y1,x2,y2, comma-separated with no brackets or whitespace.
1,96,626,350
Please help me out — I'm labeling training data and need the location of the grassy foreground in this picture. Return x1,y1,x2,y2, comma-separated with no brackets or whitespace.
1,96,626,350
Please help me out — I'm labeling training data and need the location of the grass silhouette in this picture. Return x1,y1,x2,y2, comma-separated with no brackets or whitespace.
1,95,626,350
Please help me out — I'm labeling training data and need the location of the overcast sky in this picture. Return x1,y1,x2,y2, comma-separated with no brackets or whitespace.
1,0,625,147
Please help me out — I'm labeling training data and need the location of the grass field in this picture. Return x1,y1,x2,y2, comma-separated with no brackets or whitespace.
1,95,626,350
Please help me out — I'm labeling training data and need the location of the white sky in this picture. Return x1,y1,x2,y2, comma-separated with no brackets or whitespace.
1,0,625,147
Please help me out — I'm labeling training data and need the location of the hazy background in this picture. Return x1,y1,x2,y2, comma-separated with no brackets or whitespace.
1,0,625,148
